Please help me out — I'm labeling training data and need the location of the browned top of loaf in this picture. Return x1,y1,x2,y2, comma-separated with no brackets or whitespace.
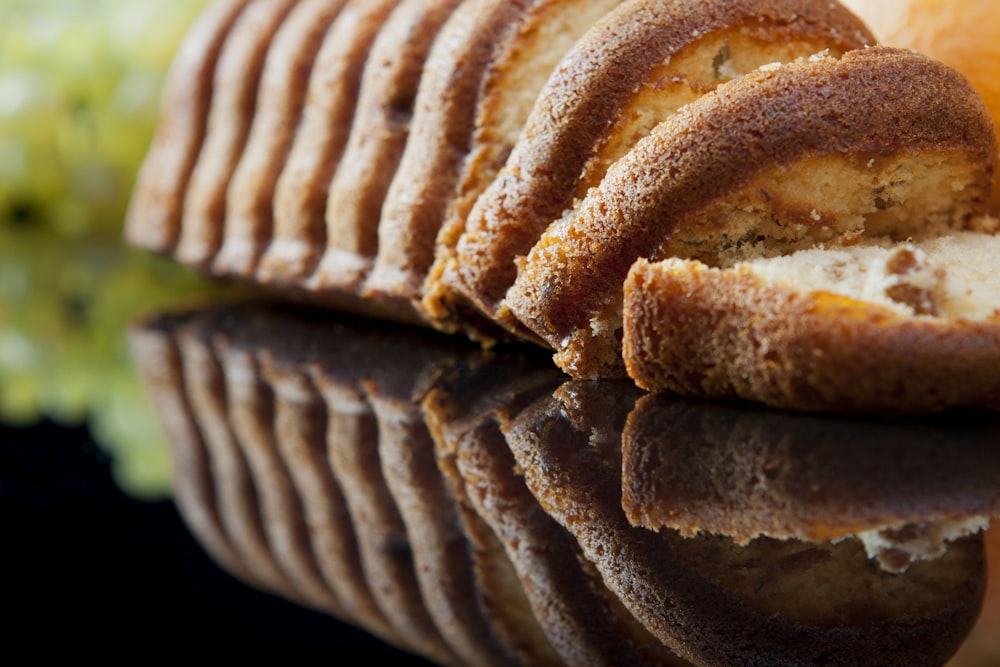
445,0,875,321
623,257,1000,413
507,46,998,377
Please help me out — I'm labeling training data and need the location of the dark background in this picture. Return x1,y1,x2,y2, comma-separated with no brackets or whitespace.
1,419,434,663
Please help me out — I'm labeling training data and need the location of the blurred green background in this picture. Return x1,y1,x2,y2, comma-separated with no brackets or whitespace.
0,0,217,498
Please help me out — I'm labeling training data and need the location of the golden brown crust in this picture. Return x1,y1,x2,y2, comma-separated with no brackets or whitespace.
363,0,536,311
213,0,348,278
624,257,1000,413
309,0,463,295
173,0,301,269
440,0,875,330
508,47,998,380
419,0,629,334
123,0,251,254
258,0,401,284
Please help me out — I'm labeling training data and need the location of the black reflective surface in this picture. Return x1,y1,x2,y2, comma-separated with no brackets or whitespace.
5,298,1000,665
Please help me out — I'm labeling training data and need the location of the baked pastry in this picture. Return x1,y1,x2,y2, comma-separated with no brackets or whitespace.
621,395,1000,571
513,47,997,379
308,0,463,295
127,0,1000,413
367,0,627,319
124,0,251,254
257,0,401,282
840,0,1000,215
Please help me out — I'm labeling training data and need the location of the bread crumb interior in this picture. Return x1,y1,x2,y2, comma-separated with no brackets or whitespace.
742,230,1000,320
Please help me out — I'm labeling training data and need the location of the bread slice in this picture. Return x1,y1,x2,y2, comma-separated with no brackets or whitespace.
366,0,629,320
625,232,1000,413
308,0,463,294
434,0,874,338
622,395,1000,571
172,0,301,269
504,380,987,666
213,0,348,277
509,47,998,380
361,0,538,314
123,0,251,254
256,0,401,283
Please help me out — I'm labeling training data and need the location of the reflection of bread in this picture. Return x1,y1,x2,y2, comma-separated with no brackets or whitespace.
503,381,987,666
621,396,1000,571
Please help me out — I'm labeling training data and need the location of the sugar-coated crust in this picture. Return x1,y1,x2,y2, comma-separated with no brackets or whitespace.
123,0,250,254
363,0,535,313
504,381,986,667
621,394,1000,543
509,47,999,380
441,0,875,329
309,0,463,294
213,0,348,278
173,0,301,269
258,0,401,283
624,257,1000,413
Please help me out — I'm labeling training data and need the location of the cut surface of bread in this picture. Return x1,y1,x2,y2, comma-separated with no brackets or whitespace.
507,47,997,381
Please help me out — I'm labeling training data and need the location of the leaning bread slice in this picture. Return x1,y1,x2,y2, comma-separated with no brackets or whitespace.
624,233,1000,413
172,0,301,269
366,0,628,317
256,0,401,284
213,0,348,277
123,0,250,254
508,47,998,380
432,0,874,337
308,0,462,295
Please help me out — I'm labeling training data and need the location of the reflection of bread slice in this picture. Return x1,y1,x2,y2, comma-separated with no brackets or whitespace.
310,0,462,294
512,47,997,380
124,0,250,254
176,327,296,597
214,0,348,277
622,396,1000,571
440,0,874,336
174,0,300,269
424,362,687,665
258,0,400,283
128,313,257,588
504,381,986,666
